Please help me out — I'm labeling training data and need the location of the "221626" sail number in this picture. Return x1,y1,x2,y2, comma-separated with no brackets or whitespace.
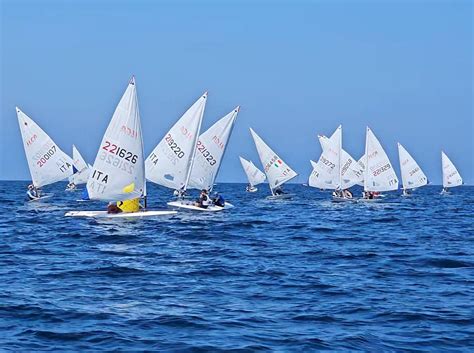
102,141,138,164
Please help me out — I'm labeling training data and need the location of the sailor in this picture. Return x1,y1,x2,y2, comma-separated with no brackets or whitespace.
107,202,122,214
246,183,251,192
195,189,211,209
173,186,186,198
66,182,76,191
274,187,284,195
26,184,39,200
212,192,225,207
343,189,353,198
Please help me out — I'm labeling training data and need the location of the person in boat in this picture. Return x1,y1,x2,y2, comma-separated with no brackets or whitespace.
173,186,187,198
274,187,284,195
343,189,353,198
195,189,211,209
246,184,251,192
364,191,375,199
107,202,122,214
27,184,40,200
66,182,76,191
212,192,225,207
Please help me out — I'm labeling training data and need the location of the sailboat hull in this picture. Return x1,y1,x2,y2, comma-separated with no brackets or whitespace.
167,200,234,212
267,194,293,200
27,194,53,202
64,210,177,218
332,196,355,203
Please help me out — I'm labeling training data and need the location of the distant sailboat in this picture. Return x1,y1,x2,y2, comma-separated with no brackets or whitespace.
397,143,428,196
308,131,341,191
17,107,74,201
310,126,361,200
239,156,266,192
250,128,297,198
66,77,176,218
441,151,463,194
67,145,90,191
362,127,398,200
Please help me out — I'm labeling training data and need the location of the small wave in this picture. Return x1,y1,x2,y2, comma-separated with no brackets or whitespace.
424,258,473,268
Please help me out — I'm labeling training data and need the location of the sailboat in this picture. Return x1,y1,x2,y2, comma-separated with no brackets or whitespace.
397,143,428,196
441,151,463,194
17,107,74,201
311,125,363,201
65,77,176,218
145,92,206,197
167,106,239,211
250,128,297,199
361,127,398,201
66,145,90,191
239,156,266,192
308,132,341,191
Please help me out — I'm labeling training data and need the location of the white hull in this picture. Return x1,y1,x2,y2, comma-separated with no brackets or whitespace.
332,196,355,203
27,193,53,202
267,193,293,200
167,200,234,212
65,210,177,218
247,186,258,193
357,198,381,203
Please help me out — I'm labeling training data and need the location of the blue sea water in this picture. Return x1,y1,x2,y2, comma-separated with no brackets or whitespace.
0,181,473,352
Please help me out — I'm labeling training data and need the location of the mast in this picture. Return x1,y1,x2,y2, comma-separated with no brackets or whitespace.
364,127,369,193
183,91,207,192
339,125,342,191
209,106,239,192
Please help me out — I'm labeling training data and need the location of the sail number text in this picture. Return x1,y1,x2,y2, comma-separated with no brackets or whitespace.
36,145,56,168
165,134,185,158
102,141,138,164
196,141,217,166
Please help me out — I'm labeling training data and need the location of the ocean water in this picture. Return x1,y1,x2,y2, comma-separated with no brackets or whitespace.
0,181,473,352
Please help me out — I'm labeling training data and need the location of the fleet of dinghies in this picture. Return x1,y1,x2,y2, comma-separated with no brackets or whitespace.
16,76,465,215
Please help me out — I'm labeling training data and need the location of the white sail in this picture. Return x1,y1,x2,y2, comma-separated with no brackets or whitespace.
308,130,341,190
318,127,362,189
398,143,428,191
356,155,366,186
16,107,74,188
69,145,90,185
250,128,297,193
364,127,398,192
188,106,238,191
239,156,266,187
86,77,145,201
442,151,462,188
145,92,207,191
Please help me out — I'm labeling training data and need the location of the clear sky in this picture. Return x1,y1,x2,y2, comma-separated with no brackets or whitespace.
1,0,472,184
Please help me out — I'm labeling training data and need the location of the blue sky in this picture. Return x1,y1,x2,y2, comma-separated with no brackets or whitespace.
1,0,472,184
